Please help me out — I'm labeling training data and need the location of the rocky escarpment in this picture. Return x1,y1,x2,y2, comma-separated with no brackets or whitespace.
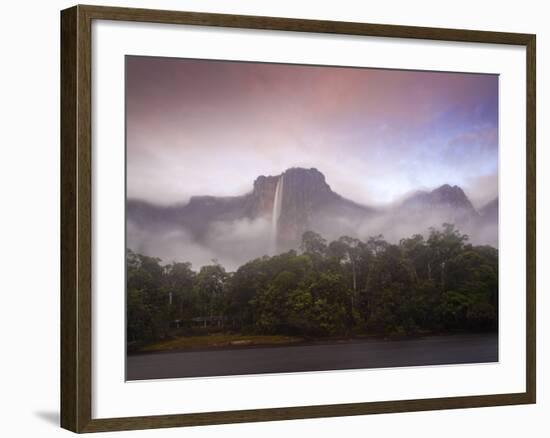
127,167,374,249
127,168,495,255
398,184,479,231
275,168,373,250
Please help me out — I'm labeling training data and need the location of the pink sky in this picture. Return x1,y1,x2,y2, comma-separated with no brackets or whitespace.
126,56,498,208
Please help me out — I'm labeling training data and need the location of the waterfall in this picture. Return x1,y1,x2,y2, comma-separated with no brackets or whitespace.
270,174,284,254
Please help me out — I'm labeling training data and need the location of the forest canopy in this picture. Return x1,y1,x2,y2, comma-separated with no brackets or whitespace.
127,224,498,347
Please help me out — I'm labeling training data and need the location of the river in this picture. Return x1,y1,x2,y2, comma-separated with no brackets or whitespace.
127,333,498,380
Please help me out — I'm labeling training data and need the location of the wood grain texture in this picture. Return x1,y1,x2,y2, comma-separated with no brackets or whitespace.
60,4,537,433
80,393,534,433
60,5,78,432
525,34,536,404
79,4,534,44
61,5,94,432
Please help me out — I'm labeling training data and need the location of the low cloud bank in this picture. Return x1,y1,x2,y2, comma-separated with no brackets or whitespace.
128,209,497,272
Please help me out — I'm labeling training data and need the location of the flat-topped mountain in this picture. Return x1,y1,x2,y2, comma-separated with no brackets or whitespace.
128,167,374,250
271,168,374,250
127,167,497,267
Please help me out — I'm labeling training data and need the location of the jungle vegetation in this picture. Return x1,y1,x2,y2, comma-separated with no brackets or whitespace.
127,223,498,347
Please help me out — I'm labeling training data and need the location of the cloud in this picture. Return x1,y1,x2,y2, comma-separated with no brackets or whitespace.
464,173,499,209
126,57,498,212
128,204,498,272
127,216,274,272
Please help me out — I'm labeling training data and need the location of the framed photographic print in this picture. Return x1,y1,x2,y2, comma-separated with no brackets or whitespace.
60,4,536,433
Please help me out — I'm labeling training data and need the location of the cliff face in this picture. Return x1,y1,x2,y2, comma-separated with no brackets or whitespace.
246,175,280,218
278,168,336,249
274,168,373,250
398,184,479,230
127,168,492,257
127,167,374,250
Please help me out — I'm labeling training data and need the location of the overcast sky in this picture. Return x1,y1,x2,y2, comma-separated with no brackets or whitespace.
126,56,498,208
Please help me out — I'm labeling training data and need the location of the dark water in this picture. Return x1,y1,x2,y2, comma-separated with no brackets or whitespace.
127,333,498,381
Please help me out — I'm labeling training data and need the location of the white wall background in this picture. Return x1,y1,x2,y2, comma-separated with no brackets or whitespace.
0,0,546,436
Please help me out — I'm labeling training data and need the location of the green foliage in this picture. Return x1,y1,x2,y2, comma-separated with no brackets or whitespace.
195,263,228,319
300,230,327,257
126,249,171,344
126,224,498,346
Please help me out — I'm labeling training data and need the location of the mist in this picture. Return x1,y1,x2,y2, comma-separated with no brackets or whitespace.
127,199,497,272
126,57,498,208
128,216,275,271
126,57,499,270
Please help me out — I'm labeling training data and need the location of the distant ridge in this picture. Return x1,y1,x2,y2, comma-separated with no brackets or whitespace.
127,167,497,254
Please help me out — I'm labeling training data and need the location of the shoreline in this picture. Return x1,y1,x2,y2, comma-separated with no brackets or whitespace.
128,331,498,356
126,332,499,380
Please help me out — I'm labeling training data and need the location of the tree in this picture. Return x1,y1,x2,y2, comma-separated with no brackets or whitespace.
426,223,469,288
253,270,299,334
195,263,228,325
164,261,196,321
300,230,327,257
399,234,428,282
308,271,349,335
126,221,499,346
364,244,416,335
227,257,270,329
126,249,170,343
328,236,362,326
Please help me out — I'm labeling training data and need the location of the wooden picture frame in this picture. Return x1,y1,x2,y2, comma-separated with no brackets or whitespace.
61,4,536,433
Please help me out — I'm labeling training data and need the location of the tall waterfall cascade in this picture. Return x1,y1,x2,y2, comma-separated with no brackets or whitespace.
270,174,284,254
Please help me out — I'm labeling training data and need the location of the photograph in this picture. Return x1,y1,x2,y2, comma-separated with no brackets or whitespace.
125,55,499,381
